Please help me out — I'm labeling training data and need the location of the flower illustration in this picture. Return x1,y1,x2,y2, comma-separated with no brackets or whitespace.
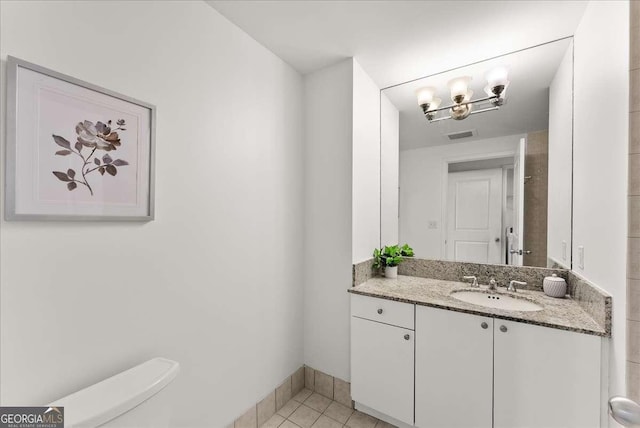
75,120,122,151
51,119,129,196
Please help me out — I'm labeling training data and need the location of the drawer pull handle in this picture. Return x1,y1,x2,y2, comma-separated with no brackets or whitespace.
481,322,488,329
404,334,410,340
377,309,383,314
500,325,508,333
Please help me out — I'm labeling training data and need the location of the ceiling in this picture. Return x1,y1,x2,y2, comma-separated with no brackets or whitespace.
207,1,588,88
383,38,572,150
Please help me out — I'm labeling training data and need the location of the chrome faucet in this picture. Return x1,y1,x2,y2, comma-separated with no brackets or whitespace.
463,275,479,287
508,280,527,292
488,278,497,291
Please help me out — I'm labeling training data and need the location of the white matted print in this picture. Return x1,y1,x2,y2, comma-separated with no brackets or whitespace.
6,56,155,220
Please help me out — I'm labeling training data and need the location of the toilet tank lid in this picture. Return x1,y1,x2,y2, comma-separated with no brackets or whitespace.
48,357,180,428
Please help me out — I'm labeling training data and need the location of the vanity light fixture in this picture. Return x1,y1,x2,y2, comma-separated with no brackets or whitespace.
416,67,510,123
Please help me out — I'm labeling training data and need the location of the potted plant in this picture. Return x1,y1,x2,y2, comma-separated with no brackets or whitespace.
373,244,414,278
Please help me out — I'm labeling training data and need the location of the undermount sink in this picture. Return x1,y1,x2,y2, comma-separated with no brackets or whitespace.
450,290,543,312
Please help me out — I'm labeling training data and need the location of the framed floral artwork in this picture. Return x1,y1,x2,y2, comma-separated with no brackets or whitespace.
5,56,155,221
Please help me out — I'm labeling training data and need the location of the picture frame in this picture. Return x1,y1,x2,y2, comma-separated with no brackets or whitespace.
5,56,156,221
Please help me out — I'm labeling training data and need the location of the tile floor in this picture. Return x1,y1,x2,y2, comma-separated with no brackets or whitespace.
260,388,396,428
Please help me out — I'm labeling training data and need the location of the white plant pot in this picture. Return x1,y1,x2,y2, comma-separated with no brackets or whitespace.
385,266,398,278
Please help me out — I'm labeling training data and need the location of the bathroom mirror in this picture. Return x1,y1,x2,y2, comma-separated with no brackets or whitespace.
380,38,574,268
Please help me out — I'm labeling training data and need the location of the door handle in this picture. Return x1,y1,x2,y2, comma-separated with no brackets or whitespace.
495,237,500,243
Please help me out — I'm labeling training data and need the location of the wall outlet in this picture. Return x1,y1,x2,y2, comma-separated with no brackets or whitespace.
562,241,567,261
577,246,585,270
428,221,438,229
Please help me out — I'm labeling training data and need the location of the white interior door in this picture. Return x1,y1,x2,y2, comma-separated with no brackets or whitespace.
446,168,503,264
511,137,526,265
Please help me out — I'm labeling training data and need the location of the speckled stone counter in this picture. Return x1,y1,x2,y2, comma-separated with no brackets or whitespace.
348,275,609,337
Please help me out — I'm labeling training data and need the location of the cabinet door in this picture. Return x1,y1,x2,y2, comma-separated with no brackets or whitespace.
494,320,601,428
415,306,493,428
351,316,414,425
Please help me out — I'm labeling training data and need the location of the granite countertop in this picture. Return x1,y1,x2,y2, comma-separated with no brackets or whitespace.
348,275,608,337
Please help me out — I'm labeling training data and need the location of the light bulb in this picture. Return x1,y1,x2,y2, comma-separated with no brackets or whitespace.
485,85,506,106
427,97,442,112
486,66,509,87
447,76,472,102
416,87,436,106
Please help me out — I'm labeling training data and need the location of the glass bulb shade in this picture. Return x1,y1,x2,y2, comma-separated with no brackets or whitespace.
463,90,473,102
486,81,509,97
416,87,436,106
485,84,506,106
447,76,472,100
486,66,510,88
427,97,442,112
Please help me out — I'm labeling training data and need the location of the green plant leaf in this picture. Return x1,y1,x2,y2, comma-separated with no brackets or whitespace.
373,247,383,269
55,150,72,156
380,245,404,266
52,171,70,182
400,244,414,257
67,182,77,191
52,135,71,149
67,169,75,179
75,142,83,152
112,159,128,166
103,154,113,164
105,164,117,176
99,166,105,176
94,158,101,166
386,256,403,267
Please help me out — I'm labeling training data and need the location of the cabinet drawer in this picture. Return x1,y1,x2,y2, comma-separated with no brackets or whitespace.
351,293,414,330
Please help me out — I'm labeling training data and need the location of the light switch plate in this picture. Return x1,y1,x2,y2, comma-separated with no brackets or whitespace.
577,246,585,269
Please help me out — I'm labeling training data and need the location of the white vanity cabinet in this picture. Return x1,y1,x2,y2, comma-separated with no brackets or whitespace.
351,295,604,428
415,306,494,428
415,306,602,428
493,319,601,428
350,294,415,425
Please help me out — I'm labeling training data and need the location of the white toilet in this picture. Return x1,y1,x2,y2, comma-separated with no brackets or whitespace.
48,357,180,428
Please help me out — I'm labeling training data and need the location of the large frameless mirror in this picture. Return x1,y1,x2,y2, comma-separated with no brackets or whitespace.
380,38,574,268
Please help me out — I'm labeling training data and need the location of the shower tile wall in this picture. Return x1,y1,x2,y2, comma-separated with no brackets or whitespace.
523,129,549,268
628,0,640,403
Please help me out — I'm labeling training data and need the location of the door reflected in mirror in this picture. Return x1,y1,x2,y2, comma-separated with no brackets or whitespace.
381,38,573,268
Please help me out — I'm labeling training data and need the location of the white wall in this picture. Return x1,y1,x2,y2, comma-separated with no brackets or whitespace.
399,135,520,259
352,61,381,263
303,59,354,382
380,93,399,247
572,0,629,408
303,58,381,381
547,42,574,269
0,2,304,426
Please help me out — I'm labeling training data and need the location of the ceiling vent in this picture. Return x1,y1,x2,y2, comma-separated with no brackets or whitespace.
446,129,475,140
